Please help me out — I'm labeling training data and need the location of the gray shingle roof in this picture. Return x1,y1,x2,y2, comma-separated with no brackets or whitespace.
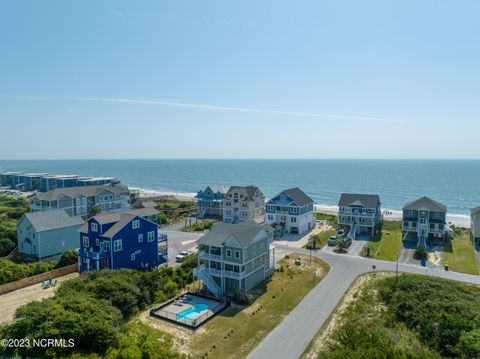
403,196,447,212
206,184,228,194
198,221,273,248
226,186,263,200
22,209,84,232
268,187,313,206
338,193,381,208
35,184,129,201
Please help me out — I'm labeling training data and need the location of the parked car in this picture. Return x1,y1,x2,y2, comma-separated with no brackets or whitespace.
337,229,345,237
328,236,338,246
175,250,192,262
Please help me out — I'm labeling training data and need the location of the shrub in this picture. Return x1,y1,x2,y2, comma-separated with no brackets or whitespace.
55,249,78,268
413,247,428,260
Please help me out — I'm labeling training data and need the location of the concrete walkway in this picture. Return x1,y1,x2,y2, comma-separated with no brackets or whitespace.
248,247,480,359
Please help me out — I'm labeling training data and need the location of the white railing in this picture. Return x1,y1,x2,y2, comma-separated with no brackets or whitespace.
194,265,222,297
224,270,245,279
205,267,222,277
198,251,222,262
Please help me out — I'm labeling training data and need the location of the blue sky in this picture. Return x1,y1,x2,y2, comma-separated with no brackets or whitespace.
0,0,479,159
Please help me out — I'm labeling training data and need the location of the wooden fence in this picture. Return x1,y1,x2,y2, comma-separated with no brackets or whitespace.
0,264,78,295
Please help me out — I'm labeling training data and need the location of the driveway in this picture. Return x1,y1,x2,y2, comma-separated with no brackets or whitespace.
248,247,480,359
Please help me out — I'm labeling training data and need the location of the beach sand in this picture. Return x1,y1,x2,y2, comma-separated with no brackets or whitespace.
136,189,471,228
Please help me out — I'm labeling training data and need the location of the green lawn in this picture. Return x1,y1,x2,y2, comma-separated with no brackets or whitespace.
306,228,336,249
444,228,479,275
365,221,403,261
187,255,330,359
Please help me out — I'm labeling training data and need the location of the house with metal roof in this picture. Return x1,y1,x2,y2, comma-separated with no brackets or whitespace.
265,187,315,236
337,193,382,239
78,207,167,272
17,209,84,259
471,207,480,246
223,186,265,224
402,196,447,248
194,221,275,297
30,183,130,216
195,184,228,218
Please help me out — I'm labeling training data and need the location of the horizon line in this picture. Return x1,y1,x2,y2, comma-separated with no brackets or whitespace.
1,158,480,161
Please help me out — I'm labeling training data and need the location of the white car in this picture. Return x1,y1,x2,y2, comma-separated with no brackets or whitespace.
175,250,192,262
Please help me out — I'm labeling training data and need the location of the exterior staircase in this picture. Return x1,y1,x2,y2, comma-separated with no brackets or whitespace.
347,222,357,241
194,264,222,297
198,207,207,219
417,236,427,248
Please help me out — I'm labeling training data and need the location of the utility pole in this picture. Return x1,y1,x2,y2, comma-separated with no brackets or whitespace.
395,252,399,278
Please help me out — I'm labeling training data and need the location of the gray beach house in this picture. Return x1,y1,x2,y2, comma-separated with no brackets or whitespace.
194,221,275,297
17,209,84,259
402,196,447,248
471,207,480,246
337,193,382,239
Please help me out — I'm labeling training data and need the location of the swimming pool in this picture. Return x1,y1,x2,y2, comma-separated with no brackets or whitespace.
176,304,209,321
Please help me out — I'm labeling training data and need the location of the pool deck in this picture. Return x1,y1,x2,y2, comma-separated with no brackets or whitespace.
151,293,227,328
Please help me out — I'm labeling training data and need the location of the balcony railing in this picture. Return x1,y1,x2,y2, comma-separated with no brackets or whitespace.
224,270,245,279
205,267,222,277
80,249,110,260
198,251,222,262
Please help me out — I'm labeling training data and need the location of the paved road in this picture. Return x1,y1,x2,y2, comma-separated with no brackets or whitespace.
248,247,480,359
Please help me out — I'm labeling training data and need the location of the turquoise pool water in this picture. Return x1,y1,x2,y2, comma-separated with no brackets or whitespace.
176,304,209,321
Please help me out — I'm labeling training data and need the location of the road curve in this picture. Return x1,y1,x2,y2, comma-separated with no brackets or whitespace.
248,247,480,359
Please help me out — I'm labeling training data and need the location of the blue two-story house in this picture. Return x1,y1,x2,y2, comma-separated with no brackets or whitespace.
78,208,167,272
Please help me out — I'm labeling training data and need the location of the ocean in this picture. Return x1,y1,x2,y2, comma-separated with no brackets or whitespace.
1,159,479,216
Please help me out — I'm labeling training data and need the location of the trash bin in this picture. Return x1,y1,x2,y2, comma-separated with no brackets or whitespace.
444,263,449,271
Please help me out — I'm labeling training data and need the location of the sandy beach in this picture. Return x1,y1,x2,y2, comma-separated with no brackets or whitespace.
137,189,470,228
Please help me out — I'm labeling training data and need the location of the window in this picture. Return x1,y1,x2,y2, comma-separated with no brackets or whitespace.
226,249,232,257
138,234,143,242
235,250,240,259
105,241,110,251
113,239,123,252
147,231,155,242
91,223,98,232
82,236,89,247
132,220,140,229
291,217,297,223
95,238,99,246
253,246,256,255
243,250,247,259
131,253,135,261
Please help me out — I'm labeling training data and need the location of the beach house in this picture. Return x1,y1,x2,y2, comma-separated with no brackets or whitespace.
194,221,275,297
265,187,315,236
30,183,130,216
471,207,480,246
78,207,167,272
223,186,265,224
337,193,382,239
195,185,228,218
402,196,447,248
17,209,84,259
